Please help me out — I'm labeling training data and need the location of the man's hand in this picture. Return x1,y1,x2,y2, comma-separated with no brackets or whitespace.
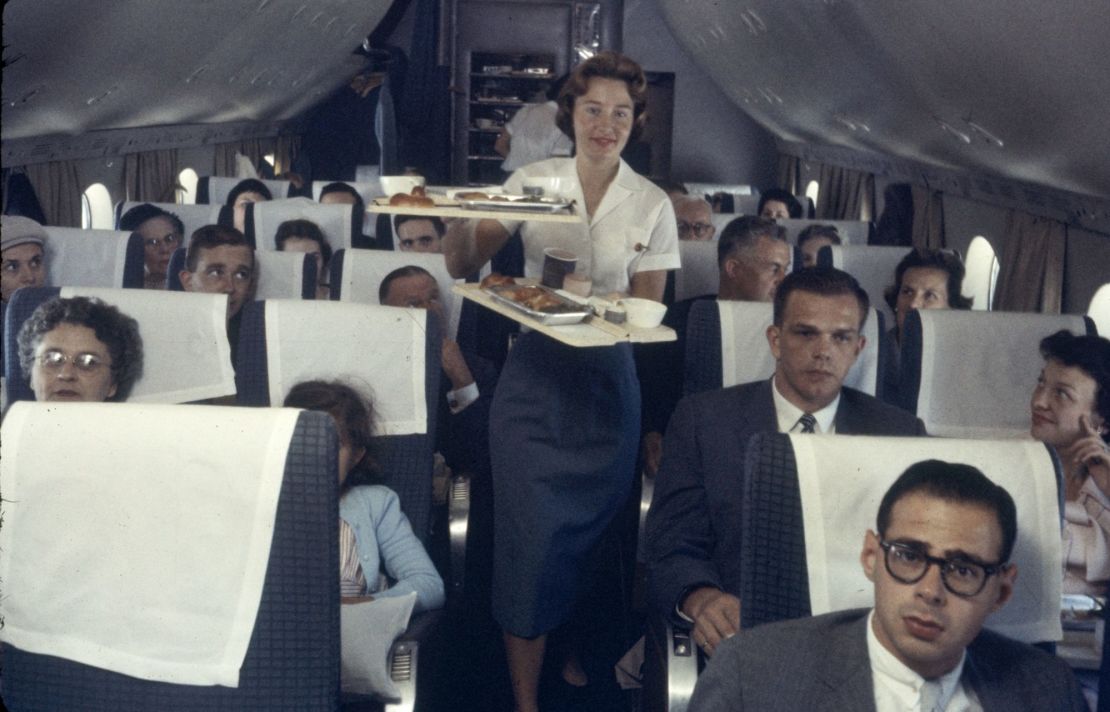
1071,414,1110,495
681,587,740,657
642,431,664,477
442,338,475,392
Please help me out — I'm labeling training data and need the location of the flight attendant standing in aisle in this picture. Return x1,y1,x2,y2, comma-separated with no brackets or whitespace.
444,52,680,712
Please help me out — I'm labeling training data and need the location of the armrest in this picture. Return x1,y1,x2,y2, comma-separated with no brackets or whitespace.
638,466,655,563
643,614,700,712
448,474,471,601
383,610,444,712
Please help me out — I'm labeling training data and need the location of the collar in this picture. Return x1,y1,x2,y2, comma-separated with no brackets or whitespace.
772,375,839,434
866,610,967,711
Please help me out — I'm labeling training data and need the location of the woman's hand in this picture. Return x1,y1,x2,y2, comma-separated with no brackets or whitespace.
1071,415,1110,496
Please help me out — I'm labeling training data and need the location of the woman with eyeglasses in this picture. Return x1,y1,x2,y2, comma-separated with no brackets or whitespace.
1029,330,1110,595
119,204,185,290
17,296,143,402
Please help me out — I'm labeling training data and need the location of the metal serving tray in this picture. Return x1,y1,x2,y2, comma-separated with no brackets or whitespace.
460,195,574,214
484,284,592,325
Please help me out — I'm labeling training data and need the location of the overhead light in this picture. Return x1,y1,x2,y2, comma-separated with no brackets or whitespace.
937,118,972,144
967,120,1005,147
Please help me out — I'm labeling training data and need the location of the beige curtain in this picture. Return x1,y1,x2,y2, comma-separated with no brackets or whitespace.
123,149,179,202
212,139,269,177
816,164,874,221
776,154,801,195
24,161,83,227
993,210,1066,313
274,135,301,176
910,186,946,249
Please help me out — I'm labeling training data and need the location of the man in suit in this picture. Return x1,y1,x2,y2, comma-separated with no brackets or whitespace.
646,267,926,656
688,460,1086,711
638,216,791,477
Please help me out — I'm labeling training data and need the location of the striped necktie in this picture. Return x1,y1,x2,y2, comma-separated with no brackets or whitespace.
797,413,817,433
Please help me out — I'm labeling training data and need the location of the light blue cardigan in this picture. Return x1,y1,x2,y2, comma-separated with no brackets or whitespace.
339,485,445,612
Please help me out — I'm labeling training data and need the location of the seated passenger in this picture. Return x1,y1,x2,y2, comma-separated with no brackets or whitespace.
379,265,494,479
1030,330,1110,596
119,203,185,289
757,188,804,220
179,225,255,366
673,195,716,241
225,178,272,234
689,460,1085,711
646,268,925,655
275,218,332,299
17,295,142,402
2,215,48,306
283,379,445,612
638,216,791,476
394,215,445,254
882,248,972,405
796,223,842,268
319,181,372,248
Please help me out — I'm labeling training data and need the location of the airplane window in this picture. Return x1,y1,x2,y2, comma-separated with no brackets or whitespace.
805,179,819,210
177,168,198,205
81,183,113,230
1087,283,1110,337
963,235,1000,311
263,153,275,167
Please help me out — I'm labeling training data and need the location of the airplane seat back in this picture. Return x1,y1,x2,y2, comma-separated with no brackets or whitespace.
0,403,340,710
900,309,1097,437
247,198,357,256
3,286,237,405
817,244,914,329
674,240,719,303
41,226,145,290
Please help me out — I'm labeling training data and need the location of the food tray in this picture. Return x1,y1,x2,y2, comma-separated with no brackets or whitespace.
460,195,574,214
485,284,591,325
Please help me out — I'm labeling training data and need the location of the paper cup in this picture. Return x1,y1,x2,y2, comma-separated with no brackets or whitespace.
541,248,577,289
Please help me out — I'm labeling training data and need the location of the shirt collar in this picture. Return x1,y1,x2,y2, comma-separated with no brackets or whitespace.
771,375,840,434
866,610,967,711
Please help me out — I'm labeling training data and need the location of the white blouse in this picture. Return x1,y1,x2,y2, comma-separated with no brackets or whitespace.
498,157,681,296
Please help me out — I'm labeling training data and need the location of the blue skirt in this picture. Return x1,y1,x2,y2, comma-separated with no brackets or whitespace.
490,331,641,637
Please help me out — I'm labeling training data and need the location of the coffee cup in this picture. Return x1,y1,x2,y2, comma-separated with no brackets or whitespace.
541,248,577,289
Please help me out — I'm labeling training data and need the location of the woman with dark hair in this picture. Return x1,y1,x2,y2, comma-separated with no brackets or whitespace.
881,248,973,406
17,296,143,402
757,188,803,219
275,218,332,299
225,178,273,234
444,51,679,712
1029,330,1110,595
283,379,444,612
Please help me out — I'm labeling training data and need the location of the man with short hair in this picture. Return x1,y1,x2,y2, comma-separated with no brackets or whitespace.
716,216,791,302
395,215,445,254
179,225,255,320
673,195,716,241
688,460,1086,711
646,268,926,656
119,203,185,290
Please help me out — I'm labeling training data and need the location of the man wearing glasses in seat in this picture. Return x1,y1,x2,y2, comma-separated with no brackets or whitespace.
673,195,716,241
689,460,1085,711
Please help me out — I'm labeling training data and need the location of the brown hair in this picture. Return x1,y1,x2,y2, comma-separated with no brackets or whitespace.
555,51,648,142
283,379,380,489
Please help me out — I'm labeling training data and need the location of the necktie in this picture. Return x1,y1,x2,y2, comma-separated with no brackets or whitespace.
798,413,817,433
919,679,942,712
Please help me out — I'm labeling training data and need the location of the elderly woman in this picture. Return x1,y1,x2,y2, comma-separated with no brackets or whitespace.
224,178,273,234
444,51,679,711
1029,330,1110,595
17,296,143,402
119,203,185,290
2,215,48,305
882,248,972,406
283,380,444,612
275,218,332,299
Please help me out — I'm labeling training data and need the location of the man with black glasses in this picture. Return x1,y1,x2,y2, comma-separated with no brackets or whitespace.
688,459,1085,711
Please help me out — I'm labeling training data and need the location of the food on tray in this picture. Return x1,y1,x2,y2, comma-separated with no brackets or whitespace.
481,273,516,289
389,186,435,207
455,191,491,200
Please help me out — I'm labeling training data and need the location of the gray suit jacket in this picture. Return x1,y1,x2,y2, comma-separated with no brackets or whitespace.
688,608,1086,711
646,379,927,620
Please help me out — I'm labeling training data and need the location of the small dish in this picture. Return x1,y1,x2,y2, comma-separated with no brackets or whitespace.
619,297,667,328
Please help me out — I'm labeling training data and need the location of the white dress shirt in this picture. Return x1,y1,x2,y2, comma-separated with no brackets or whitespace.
771,375,839,434
866,611,982,712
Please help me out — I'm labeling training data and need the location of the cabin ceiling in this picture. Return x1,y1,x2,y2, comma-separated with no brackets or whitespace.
1,0,391,141
657,0,1110,200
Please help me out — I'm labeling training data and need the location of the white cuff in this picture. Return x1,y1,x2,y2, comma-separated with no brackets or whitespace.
446,382,479,415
